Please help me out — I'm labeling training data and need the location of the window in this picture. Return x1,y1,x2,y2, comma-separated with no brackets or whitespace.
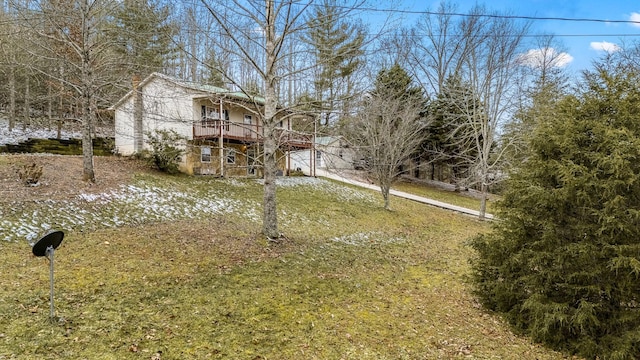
226,149,236,164
201,146,211,163
201,106,229,129
316,150,322,160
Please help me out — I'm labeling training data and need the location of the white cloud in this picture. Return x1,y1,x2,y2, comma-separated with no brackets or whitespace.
590,41,621,52
630,12,640,28
517,47,573,69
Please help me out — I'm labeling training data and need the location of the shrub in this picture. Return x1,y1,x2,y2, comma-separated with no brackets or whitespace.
470,65,640,359
17,162,43,185
144,129,186,174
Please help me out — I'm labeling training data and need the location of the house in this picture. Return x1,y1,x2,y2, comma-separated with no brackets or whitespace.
289,136,357,176
111,72,312,176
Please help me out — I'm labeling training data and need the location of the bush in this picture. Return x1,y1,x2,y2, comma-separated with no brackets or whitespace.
144,129,186,174
470,66,640,360
17,162,43,185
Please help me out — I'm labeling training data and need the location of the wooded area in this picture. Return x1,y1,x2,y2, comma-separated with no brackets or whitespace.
2,0,639,220
0,1,536,206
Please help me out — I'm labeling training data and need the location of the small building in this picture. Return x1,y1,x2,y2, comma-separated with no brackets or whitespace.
289,135,356,175
111,73,312,176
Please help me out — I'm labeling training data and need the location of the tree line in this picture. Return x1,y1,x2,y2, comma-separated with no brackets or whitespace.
0,1,547,210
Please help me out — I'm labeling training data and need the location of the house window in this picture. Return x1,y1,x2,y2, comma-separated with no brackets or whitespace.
201,146,211,163
277,120,283,128
201,106,229,129
226,149,236,164
316,150,322,160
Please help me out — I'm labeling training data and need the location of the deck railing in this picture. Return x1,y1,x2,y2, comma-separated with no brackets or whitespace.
193,120,312,148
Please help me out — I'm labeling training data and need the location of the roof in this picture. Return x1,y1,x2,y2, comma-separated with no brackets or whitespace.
109,72,266,110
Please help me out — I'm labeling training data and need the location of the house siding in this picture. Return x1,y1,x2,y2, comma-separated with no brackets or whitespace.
112,73,306,177
114,76,195,157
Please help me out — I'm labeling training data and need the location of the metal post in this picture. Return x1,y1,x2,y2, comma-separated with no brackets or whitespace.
47,245,55,321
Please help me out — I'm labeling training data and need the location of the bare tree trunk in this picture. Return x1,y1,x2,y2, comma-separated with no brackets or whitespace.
262,133,278,237
262,0,279,239
81,99,95,182
47,82,53,131
479,182,488,219
381,182,391,210
133,74,143,153
80,0,94,183
23,76,30,129
8,63,15,131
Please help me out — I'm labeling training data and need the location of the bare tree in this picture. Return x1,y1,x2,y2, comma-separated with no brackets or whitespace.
409,3,530,219
347,64,427,210
459,12,530,219
197,0,370,237
504,34,571,164
409,1,485,97
198,0,311,238
16,0,121,182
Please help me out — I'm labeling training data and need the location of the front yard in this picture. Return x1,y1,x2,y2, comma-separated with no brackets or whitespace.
0,155,571,359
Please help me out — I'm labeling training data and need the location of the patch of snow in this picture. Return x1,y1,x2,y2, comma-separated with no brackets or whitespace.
2,174,375,243
1,180,263,242
0,118,83,146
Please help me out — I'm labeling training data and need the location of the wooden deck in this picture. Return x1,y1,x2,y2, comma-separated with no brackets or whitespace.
193,120,312,148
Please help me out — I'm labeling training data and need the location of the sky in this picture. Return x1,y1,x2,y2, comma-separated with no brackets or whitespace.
385,0,640,74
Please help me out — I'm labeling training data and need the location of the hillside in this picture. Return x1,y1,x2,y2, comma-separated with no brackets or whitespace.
0,155,576,359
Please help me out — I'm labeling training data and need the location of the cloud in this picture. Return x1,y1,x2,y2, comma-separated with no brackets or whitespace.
590,41,621,52
517,48,573,69
630,12,640,28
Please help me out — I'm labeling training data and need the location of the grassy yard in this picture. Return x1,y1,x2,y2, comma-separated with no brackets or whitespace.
0,170,570,359
392,181,496,215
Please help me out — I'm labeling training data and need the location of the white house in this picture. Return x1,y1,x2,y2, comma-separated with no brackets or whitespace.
111,72,312,176
289,136,357,176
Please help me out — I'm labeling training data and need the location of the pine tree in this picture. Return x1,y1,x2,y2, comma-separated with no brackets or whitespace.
424,74,481,186
111,0,176,79
470,62,640,359
303,0,364,126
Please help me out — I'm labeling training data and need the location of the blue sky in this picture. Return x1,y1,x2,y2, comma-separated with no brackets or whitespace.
391,0,640,74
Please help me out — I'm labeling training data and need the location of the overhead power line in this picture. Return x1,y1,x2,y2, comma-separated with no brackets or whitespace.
332,5,640,26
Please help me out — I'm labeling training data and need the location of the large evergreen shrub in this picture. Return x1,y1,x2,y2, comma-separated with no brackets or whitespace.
144,129,186,174
470,65,640,359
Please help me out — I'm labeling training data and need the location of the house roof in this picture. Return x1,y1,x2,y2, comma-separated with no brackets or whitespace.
109,72,266,110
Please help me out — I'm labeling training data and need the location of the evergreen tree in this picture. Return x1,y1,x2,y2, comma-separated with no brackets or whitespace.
423,74,481,186
203,50,227,88
303,0,364,126
372,63,423,102
111,0,176,79
470,63,640,359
